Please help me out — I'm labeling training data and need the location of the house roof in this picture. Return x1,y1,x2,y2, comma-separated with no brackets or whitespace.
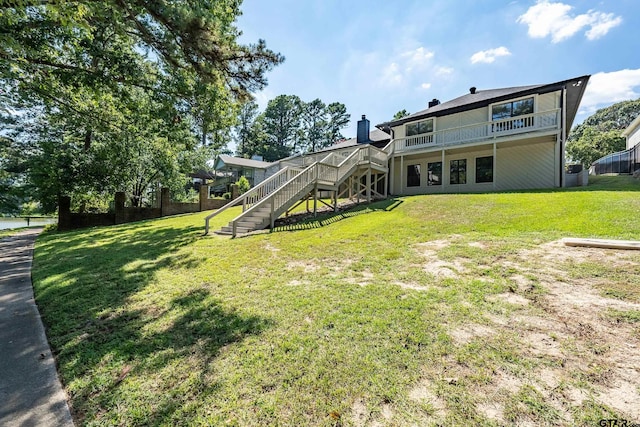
214,155,273,170
189,170,217,180
377,75,590,133
621,114,640,138
316,128,391,152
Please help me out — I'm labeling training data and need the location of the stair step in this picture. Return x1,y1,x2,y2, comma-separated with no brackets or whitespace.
217,225,252,235
238,215,267,224
236,222,260,229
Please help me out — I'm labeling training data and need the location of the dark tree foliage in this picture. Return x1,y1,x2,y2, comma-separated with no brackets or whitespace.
0,0,283,212
393,109,409,120
566,99,640,166
234,96,350,161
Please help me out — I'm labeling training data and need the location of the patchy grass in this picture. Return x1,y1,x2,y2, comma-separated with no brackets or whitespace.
33,176,640,426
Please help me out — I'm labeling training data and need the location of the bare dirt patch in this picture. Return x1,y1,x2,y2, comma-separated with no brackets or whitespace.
450,323,495,345
406,237,640,422
351,399,368,427
425,238,640,422
486,292,530,306
408,380,447,418
345,269,375,286
415,237,476,279
286,260,320,273
501,240,640,419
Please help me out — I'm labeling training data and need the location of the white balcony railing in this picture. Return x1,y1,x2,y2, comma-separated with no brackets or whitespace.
393,109,560,154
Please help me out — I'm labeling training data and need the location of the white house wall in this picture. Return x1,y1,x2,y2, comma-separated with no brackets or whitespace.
390,139,557,195
537,91,560,113
494,141,556,190
627,125,640,150
389,89,562,195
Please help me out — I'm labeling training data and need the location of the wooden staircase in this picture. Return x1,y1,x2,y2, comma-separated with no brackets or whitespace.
207,145,389,237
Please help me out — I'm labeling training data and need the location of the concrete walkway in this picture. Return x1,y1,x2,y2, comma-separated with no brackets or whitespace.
0,228,74,427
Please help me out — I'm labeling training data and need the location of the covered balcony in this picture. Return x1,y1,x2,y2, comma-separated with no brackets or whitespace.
392,109,561,154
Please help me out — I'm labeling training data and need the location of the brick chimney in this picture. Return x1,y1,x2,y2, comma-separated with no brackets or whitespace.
357,115,370,144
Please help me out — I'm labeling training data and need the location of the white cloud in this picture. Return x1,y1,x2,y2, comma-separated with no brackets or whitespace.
579,69,640,115
377,46,436,88
380,62,403,86
517,1,622,43
401,47,435,70
585,12,623,40
435,66,454,77
341,45,444,91
470,47,511,64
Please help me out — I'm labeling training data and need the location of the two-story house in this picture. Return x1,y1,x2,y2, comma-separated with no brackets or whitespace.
378,75,590,195
206,75,591,236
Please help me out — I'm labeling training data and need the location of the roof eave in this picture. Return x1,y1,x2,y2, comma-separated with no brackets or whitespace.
377,75,592,129
622,114,640,138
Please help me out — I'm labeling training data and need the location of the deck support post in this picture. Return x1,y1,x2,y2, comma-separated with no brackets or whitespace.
270,201,275,230
400,156,404,195
441,150,445,193
493,143,497,191
313,183,318,217
366,168,371,203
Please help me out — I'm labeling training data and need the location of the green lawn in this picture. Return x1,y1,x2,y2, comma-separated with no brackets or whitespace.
33,176,640,426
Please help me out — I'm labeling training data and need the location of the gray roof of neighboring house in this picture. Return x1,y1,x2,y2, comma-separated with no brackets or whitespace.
215,155,272,170
317,128,391,152
378,75,590,132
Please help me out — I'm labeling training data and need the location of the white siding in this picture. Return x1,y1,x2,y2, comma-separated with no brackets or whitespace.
390,140,558,195
495,141,556,190
396,106,488,136
537,91,559,112
627,126,640,150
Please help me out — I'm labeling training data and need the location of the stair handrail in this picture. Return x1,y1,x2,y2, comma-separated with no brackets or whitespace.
367,145,390,167
226,146,371,236
204,166,300,234
228,151,338,235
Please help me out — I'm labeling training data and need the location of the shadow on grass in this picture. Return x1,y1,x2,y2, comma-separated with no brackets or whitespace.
33,218,272,424
271,198,403,233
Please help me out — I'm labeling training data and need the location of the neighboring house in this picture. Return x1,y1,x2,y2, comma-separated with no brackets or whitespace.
591,114,640,175
206,75,591,236
377,75,589,195
213,155,273,187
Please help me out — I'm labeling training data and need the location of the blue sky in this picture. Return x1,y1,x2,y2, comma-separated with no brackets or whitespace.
237,0,640,139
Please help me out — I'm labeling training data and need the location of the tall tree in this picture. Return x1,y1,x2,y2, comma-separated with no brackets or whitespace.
300,98,327,153
234,101,260,157
566,99,640,166
260,95,303,161
393,109,410,120
0,0,283,211
325,102,350,147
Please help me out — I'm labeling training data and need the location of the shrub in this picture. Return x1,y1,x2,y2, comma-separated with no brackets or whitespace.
223,192,231,200
236,176,251,195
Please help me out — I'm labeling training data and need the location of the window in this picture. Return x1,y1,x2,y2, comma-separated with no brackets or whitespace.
427,162,442,186
475,156,493,183
450,159,466,185
406,119,434,136
491,97,534,132
407,164,421,187
492,97,534,120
